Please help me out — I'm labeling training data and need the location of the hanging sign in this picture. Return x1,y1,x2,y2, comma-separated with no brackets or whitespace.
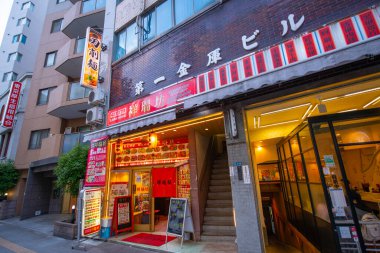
80,27,102,89
152,168,177,198
82,188,102,236
107,78,196,126
111,196,133,235
84,136,108,187
1,81,22,128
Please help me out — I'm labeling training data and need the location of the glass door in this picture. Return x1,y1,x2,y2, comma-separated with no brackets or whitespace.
132,170,153,231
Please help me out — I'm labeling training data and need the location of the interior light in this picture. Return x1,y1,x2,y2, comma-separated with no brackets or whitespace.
173,129,177,132
344,87,380,97
307,104,318,117
253,116,257,129
205,128,209,131
301,104,313,120
363,96,380,108
257,146,263,151
4,193,8,196
261,103,311,116
149,133,158,148
260,119,299,128
322,97,339,102
338,109,357,113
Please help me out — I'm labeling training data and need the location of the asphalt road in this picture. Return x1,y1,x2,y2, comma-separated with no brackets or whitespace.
0,222,157,253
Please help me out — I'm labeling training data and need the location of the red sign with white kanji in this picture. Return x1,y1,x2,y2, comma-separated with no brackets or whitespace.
2,81,22,128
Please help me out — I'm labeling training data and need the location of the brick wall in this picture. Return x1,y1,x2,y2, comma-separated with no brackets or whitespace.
111,0,378,109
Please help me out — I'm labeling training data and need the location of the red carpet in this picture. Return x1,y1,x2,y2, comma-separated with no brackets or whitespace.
122,233,176,246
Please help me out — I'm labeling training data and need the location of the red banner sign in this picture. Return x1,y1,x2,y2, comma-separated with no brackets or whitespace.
107,78,196,126
2,81,22,128
152,167,177,198
84,136,108,187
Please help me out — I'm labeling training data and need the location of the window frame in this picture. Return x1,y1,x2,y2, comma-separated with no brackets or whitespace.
50,18,63,33
28,129,50,150
7,52,23,62
21,1,35,11
2,72,18,82
68,82,91,101
44,51,57,67
36,87,55,105
17,17,31,27
56,0,66,4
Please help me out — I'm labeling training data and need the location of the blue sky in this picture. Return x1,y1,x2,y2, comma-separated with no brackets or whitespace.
0,0,13,45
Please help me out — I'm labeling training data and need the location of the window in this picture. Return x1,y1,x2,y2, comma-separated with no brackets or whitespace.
81,0,105,14
21,1,35,11
12,34,27,44
2,72,18,82
114,22,138,60
44,51,57,67
68,82,91,100
56,0,66,3
116,0,124,4
51,19,63,33
74,38,85,54
7,52,23,62
37,88,54,105
17,17,31,27
28,129,50,149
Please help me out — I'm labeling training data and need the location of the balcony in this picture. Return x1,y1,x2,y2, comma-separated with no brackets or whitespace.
62,0,105,39
55,38,84,79
47,83,91,119
61,132,90,154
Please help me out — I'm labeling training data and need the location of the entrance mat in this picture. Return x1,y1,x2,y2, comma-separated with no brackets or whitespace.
122,233,176,247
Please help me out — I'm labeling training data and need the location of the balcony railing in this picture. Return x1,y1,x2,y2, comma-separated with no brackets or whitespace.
81,0,106,14
61,132,90,154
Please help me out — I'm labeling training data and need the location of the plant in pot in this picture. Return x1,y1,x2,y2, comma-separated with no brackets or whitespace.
53,144,89,239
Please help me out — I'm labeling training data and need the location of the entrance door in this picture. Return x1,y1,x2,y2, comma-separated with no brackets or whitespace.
309,109,380,252
132,170,152,231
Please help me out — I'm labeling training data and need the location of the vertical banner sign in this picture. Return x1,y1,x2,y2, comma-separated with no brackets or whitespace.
1,81,22,128
84,136,108,187
82,188,102,236
80,27,102,89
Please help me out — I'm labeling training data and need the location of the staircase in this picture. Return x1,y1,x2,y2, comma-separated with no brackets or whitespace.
201,155,236,241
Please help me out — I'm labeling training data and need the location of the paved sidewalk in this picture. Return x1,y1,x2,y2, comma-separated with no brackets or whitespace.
0,214,237,253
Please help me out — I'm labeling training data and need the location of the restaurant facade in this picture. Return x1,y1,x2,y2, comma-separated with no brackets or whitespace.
84,0,380,252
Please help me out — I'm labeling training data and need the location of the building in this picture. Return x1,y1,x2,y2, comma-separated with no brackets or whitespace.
83,0,380,252
11,0,105,219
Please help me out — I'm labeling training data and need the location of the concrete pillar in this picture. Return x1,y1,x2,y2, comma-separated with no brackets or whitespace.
1,132,10,158
223,103,265,253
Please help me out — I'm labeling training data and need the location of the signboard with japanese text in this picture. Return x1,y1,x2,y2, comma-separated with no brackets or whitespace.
111,196,133,235
152,167,177,198
107,78,196,126
108,182,129,217
80,27,102,89
82,188,102,237
84,136,108,187
1,81,22,128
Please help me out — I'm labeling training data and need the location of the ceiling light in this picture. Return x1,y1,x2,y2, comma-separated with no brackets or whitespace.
363,96,380,108
344,87,380,97
338,109,357,113
322,97,339,102
301,104,313,120
261,103,311,116
205,128,209,131
173,129,177,132
308,104,318,117
253,116,257,129
260,119,299,128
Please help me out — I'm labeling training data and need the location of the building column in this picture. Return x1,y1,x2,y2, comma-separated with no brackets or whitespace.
1,132,10,158
223,103,265,253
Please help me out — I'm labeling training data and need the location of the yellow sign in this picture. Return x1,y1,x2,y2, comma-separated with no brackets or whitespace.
80,27,102,89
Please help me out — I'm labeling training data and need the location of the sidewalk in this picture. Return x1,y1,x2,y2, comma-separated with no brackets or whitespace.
0,214,237,253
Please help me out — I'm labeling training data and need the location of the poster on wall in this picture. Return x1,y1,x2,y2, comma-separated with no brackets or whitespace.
82,188,102,236
84,136,108,187
152,168,176,198
108,182,129,217
80,27,102,89
112,196,133,235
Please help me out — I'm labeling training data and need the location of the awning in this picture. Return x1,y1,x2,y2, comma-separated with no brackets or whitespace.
183,38,380,109
83,109,176,142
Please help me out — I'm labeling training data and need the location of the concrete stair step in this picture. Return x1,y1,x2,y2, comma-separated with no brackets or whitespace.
207,202,233,208
211,169,229,175
203,219,235,226
210,179,230,186
203,225,236,232
208,192,232,200
209,185,231,192
202,230,236,236
212,163,228,169
201,235,236,242
204,215,233,222
211,174,230,180
205,207,233,215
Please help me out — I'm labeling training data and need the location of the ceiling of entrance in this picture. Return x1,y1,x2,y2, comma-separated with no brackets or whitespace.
246,77,380,147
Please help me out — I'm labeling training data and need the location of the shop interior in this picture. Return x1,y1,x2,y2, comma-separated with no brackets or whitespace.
106,113,226,234
245,76,380,252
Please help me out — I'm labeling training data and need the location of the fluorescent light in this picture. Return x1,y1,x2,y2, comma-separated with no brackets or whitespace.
260,119,299,128
253,116,257,129
258,116,261,128
301,104,313,120
344,87,380,97
363,96,380,108
338,109,357,113
308,104,318,117
322,97,339,102
261,103,311,116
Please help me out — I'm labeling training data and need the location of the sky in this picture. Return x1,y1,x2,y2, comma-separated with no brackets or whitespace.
0,0,13,45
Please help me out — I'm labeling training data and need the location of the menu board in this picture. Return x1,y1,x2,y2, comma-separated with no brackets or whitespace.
115,137,189,167
84,136,108,186
167,198,187,236
112,196,133,235
108,182,129,217
82,188,102,236
177,164,190,200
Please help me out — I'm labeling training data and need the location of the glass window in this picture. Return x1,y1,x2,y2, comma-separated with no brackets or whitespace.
7,52,22,62
13,34,27,44
194,0,214,12
44,51,57,67
17,17,31,27
61,133,80,154
2,72,17,82
51,19,63,33
82,0,96,13
125,23,137,52
37,88,50,105
114,22,137,60
96,0,106,9
28,129,50,149
68,82,91,100
75,38,86,54
115,29,126,60
116,0,124,4
21,35,27,44
175,0,194,24
21,1,34,11
142,10,156,43
156,0,173,36
56,0,66,3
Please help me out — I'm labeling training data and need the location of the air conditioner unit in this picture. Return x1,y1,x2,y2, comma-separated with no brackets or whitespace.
86,106,104,125
88,89,105,105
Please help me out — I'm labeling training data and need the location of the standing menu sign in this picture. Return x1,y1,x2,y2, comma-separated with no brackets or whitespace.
112,196,133,235
82,188,102,236
108,182,129,217
84,136,108,186
166,198,194,248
